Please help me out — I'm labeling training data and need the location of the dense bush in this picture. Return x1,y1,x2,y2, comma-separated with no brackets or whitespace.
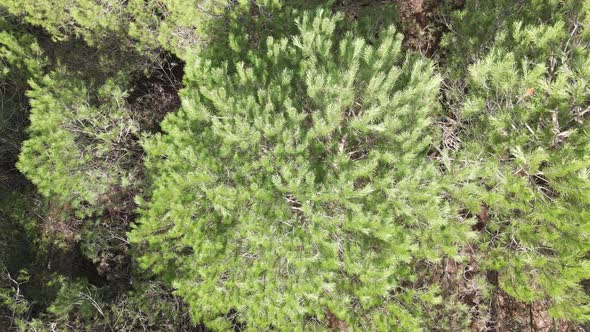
17,74,139,216
0,13,45,178
2,0,254,60
1,0,589,330
130,9,473,330
441,0,590,322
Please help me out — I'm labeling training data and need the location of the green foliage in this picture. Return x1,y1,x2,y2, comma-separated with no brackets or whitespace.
130,9,472,330
127,0,230,58
0,13,46,175
2,0,128,45
17,73,139,217
0,20,45,80
5,276,196,331
2,0,282,60
442,0,590,322
0,188,62,331
0,268,32,330
2,0,590,330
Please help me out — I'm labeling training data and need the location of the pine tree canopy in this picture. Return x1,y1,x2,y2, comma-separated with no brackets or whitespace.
17,73,139,217
444,0,590,320
2,0,590,330
129,9,473,330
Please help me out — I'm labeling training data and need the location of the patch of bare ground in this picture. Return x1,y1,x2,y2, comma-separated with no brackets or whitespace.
335,0,465,55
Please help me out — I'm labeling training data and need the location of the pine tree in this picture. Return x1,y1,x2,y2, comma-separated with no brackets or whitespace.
0,12,45,179
442,0,590,322
130,9,471,330
17,72,139,217
2,0,246,60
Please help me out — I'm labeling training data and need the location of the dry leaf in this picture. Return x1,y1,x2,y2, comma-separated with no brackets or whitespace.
523,87,535,98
